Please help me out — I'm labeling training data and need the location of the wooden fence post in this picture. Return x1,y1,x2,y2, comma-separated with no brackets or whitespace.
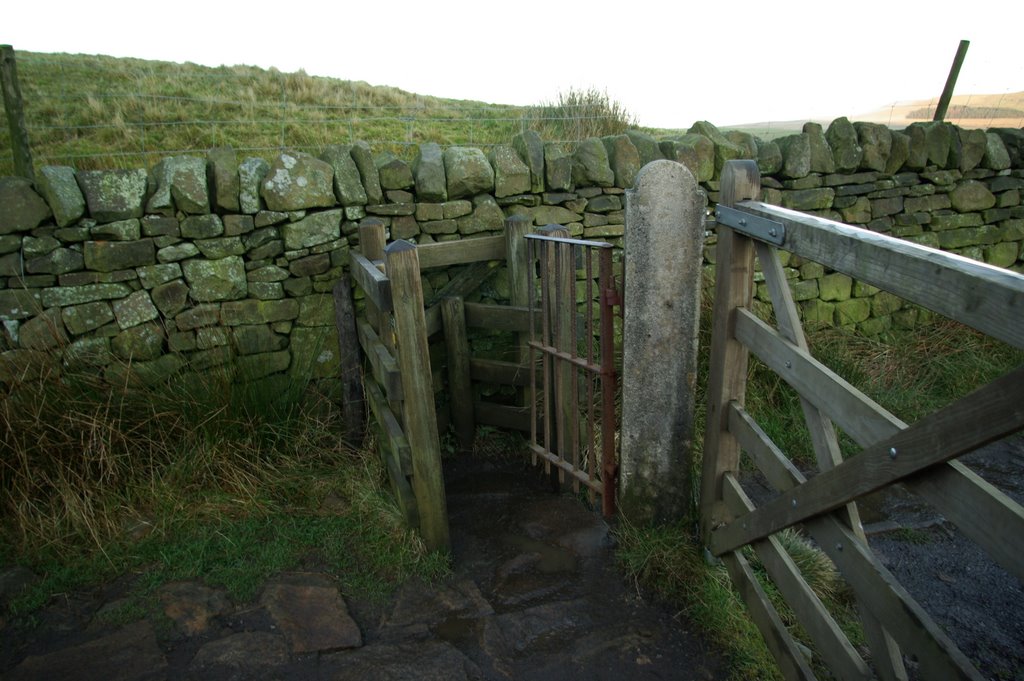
699,159,758,539
620,160,707,524
385,240,450,552
505,215,532,363
332,277,366,445
441,296,474,454
0,45,34,183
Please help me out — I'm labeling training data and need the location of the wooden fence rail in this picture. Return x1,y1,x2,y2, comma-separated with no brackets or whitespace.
701,159,1024,681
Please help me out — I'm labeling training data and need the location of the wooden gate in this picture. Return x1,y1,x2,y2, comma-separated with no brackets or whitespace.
526,228,621,517
701,160,1024,680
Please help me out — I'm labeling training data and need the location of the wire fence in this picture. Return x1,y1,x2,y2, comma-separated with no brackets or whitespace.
0,51,635,175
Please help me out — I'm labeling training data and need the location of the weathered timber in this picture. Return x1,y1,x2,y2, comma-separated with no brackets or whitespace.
332,278,366,445
416,234,505,269
364,379,412,476
464,302,530,332
737,200,1024,349
712,365,1024,554
735,308,904,446
728,464,985,681
474,401,531,432
505,215,533,386
723,476,874,681
355,319,403,401
349,251,392,312
750,241,907,679
441,297,474,454
470,358,532,386
384,240,450,552
424,261,494,308
364,380,416,527
720,548,816,681
700,159,759,540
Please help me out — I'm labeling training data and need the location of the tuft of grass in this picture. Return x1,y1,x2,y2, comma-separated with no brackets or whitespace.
615,519,782,681
523,87,638,143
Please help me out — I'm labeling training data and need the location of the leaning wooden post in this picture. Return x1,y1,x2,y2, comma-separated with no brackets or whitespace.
699,160,758,540
0,45,34,183
441,296,474,454
620,160,707,524
385,240,450,552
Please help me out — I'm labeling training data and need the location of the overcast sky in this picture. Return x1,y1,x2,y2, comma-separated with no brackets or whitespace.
6,0,1022,128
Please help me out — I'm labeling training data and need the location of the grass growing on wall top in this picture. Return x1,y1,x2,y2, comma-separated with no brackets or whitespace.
0,362,448,618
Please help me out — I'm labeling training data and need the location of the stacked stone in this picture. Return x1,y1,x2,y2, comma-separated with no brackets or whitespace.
683,120,1024,335
0,133,642,387
1,123,1022,386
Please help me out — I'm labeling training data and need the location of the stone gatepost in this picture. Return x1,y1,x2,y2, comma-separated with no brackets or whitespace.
620,160,706,524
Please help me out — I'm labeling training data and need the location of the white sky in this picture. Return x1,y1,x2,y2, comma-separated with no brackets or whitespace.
6,0,1023,128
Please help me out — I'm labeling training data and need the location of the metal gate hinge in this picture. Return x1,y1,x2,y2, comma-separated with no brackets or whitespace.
714,205,785,246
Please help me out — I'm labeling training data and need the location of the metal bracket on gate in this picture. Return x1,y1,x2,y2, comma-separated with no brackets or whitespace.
714,205,786,246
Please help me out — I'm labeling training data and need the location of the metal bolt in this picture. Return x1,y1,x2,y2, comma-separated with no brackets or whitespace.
889,447,898,459
785,360,792,369
739,219,747,227
835,543,844,552
769,228,778,237
791,499,797,508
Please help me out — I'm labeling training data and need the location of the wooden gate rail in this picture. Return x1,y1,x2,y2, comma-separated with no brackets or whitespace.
701,159,1024,681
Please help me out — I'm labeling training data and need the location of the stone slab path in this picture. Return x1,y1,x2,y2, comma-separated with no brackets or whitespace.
1,456,723,680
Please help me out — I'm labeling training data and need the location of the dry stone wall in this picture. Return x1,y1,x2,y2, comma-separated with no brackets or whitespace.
1,122,1022,387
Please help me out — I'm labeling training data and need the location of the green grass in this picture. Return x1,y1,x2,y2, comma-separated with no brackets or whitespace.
1,51,641,174
0,360,448,624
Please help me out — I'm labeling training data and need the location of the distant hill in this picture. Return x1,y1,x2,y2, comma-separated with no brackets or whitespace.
721,92,1024,139
847,91,1024,129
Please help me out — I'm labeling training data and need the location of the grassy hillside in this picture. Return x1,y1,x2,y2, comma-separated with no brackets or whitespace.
0,51,635,175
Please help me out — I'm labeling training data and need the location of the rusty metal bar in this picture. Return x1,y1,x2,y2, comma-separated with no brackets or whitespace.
526,341,603,373
540,238,553,473
528,443,602,493
525,233,614,250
